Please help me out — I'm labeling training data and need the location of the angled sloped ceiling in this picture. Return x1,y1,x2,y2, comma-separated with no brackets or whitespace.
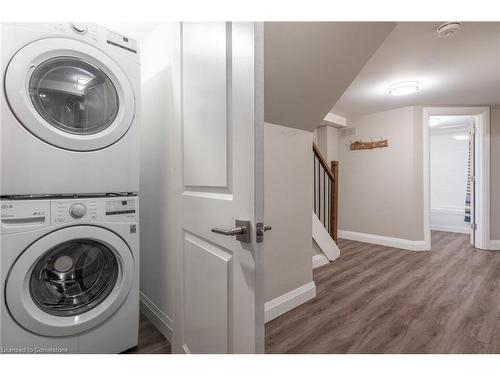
264,22,395,131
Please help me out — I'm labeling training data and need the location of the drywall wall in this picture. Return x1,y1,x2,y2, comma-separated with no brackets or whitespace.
314,126,328,159
327,126,340,163
314,125,340,165
491,105,500,240
339,106,424,240
264,122,314,302
138,23,181,337
430,129,470,233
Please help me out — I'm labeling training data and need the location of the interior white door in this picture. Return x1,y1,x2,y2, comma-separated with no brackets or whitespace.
469,119,476,246
173,22,264,354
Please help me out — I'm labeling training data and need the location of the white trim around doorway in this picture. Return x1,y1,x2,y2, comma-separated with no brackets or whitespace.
423,107,491,250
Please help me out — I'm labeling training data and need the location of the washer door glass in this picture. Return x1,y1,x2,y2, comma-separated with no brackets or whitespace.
29,57,119,135
30,239,119,317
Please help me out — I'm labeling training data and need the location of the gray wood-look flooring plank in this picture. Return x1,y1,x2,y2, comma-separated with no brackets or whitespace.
266,231,500,354
124,314,171,354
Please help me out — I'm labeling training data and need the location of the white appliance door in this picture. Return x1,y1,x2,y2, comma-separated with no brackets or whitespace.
5,38,135,151
5,225,134,336
173,22,264,354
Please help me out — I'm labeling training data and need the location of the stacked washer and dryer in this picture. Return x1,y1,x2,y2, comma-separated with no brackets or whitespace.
1,23,141,353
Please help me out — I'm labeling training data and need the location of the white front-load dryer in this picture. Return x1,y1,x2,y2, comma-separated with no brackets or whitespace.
1,23,140,196
0,196,139,353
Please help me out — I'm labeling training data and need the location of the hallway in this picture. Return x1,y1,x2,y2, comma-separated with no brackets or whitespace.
266,231,500,353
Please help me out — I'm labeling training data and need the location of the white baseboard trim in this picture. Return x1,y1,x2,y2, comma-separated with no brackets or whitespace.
490,240,500,250
431,206,470,234
430,224,470,234
312,253,329,269
139,291,173,341
264,281,316,323
338,230,430,251
431,206,465,215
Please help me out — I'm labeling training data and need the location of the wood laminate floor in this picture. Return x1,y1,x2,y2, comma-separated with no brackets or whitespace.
266,231,500,353
125,314,171,354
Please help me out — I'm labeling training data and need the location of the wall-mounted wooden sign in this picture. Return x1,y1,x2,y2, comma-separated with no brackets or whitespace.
350,139,389,151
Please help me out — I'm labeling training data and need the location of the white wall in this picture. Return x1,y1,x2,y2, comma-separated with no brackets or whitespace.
430,129,470,233
339,106,424,241
137,23,181,338
336,104,500,247
313,125,339,165
103,23,180,338
264,122,314,303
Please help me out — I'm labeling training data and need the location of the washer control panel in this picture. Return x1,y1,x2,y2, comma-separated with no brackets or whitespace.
105,199,136,216
1,200,50,235
50,197,138,224
53,199,97,224
1,197,138,233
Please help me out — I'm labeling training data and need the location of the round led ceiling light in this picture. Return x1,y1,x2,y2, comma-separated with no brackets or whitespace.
388,81,419,96
436,22,463,38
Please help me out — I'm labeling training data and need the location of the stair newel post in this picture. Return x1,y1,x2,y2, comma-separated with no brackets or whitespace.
331,161,338,242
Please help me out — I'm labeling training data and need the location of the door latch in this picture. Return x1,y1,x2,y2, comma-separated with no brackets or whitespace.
256,222,272,243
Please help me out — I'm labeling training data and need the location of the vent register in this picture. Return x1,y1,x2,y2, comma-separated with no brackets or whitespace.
339,127,357,138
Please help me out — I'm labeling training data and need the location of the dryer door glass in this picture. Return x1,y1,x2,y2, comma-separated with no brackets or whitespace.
29,57,119,135
29,239,119,317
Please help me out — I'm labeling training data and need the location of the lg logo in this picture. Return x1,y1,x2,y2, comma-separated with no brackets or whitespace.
1,204,13,209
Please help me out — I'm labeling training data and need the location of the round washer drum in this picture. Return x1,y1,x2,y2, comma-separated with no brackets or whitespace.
5,37,136,151
5,225,134,337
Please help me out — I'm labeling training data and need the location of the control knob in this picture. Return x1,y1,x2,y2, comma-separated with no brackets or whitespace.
70,23,88,34
69,203,87,219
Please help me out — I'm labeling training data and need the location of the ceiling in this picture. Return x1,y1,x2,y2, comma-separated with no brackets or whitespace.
332,22,500,118
264,22,395,131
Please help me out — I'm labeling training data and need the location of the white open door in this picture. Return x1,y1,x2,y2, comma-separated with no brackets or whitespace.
469,119,476,246
173,22,264,354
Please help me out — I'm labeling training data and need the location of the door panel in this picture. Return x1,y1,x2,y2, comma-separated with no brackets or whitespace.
182,23,229,188
184,232,232,354
174,22,264,354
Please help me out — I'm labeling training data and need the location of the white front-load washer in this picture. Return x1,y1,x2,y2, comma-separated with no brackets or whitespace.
0,195,139,353
1,23,140,196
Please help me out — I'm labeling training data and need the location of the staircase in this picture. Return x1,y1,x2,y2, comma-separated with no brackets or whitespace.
312,143,340,268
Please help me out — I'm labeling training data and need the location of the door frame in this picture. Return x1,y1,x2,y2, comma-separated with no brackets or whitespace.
422,106,491,250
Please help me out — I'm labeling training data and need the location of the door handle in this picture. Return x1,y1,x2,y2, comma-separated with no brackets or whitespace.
211,227,246,236
211,220,251,243
256,222,272,243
